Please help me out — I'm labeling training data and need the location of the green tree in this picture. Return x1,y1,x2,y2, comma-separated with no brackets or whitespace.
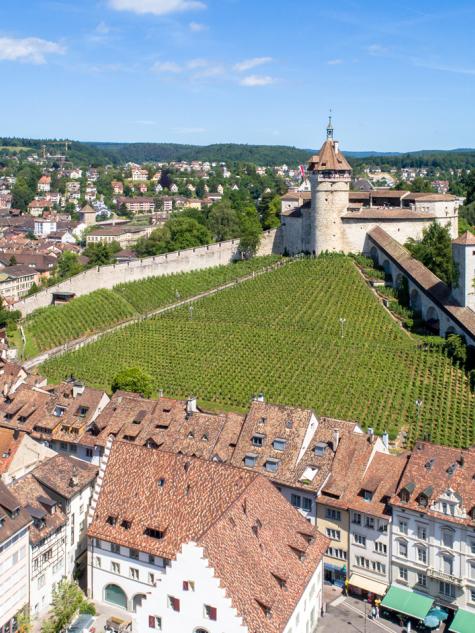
405,222,458,286
112,367,154,397
8,255,17,266
83,241,120,267
444,334,467,367
207,200,240,241
239,206,262,258
56,251,83,280
41,580,85,633
260,194,281,229
16,609,32,633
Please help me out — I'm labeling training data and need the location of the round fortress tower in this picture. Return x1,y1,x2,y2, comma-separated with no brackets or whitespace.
308,118,352,254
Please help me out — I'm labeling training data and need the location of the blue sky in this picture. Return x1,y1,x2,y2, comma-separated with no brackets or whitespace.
1,0,475,151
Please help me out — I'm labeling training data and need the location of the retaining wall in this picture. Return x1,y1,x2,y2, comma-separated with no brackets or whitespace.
16,229,281,316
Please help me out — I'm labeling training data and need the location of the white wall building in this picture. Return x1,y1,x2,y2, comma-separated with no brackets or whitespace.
87,441,329,633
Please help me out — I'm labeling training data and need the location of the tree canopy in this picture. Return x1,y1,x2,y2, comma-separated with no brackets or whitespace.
405,222,458,287
111,366,154,397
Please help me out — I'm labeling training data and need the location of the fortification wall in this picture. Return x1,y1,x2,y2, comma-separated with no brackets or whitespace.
16,229,281,316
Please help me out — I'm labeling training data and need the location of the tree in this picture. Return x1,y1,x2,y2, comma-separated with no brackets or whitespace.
260,194,281,229
41,580,85,633
112,367,154,397
83,241,120,267
56,251,83,280
8,255,17,266
444,334,467,367
405,222,458,287
134,216,212,257
238,206,262,258
16,609,32,633
207,200,240,241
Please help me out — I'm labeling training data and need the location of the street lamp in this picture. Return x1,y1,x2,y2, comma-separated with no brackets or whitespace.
339,317,347,338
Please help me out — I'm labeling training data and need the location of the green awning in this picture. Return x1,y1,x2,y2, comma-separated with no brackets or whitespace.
381,585,433,620
449,608,475,633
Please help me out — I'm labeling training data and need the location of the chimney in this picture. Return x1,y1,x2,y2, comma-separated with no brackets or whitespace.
382,431,389,450
332,429,340,452
72,382,85,398
334,140,339,154
367,427,374,444
186,396,197,415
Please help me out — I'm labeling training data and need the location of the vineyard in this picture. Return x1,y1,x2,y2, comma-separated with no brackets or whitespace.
40,255,475,448
22,256,281,355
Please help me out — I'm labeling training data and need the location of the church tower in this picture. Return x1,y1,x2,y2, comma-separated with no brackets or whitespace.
308,117,352,254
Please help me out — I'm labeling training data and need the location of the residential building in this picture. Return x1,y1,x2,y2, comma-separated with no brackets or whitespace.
32,454,98,578
34,218,57,237
111,181,124,195
86,225,152,249
87,441,329,633
28,199,51,217
131,168,149,182
390,441,475,613
0,427,55,485
0,265,38,301
117,197,155,214
0,482,31,633
347,451,407,598
37,176,51,193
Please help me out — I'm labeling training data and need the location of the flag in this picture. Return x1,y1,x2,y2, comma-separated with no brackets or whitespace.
299,164,306,178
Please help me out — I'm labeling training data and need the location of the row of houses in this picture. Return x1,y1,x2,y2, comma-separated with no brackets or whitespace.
0,365,473,631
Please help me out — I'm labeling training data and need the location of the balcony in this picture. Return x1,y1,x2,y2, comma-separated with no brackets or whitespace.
427,568,463,586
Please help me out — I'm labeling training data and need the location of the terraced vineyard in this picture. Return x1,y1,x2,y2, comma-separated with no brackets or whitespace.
40,255,475,447
23,255,280,355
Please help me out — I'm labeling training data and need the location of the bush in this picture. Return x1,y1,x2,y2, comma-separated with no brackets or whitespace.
444,334,467,367
79,602,96,615
469,369,475,392
112,367,154,398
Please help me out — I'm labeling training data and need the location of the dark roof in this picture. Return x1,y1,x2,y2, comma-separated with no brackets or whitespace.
32,454,98,499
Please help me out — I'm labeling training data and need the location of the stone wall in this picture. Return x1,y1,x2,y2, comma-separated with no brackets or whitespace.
16,229,282,316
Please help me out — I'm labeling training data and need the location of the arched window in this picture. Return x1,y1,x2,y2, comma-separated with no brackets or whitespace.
104,584,127,609
194,629,209,633
132,593,146,612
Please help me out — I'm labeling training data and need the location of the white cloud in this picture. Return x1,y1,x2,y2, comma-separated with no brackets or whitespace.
327,58,343,65
234,56,272,72
189,21,207,31
187,58,208,69
108,0,206,15
152,60,183,73
0,36,65,64
240,74,275,87
366,44,388,56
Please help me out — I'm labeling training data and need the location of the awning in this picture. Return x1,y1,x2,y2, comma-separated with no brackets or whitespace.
381,584,433,620
449,608,475,633
349,574,387,595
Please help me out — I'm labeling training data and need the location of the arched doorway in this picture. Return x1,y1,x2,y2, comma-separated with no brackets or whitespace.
132,593,146,612
369,246,379,266
410,288,421,315
104,584,127,610
426,306,440,334
382,260,392,283
445,326,456,337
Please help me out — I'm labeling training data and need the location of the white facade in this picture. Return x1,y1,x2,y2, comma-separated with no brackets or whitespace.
0,525,29,631
30,523,66,617
391,499,475,612
452,240,475,312
88,539,324,633
348,510,391,592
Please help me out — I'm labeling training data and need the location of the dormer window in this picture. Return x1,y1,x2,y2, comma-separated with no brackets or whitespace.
251,434,264,447
272,573,287,589
121,519,132,530
418,494,428,507
106,515,117,526
265,459,279,473
144,527,165,540
400,490,409,503
76,406,89,418
54,406,66,417
244,454,257,468
273,438,287,451
314,442,326,456
286,419,293,429
363,490,373,502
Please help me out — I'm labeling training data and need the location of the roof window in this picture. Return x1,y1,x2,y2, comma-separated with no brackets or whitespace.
273,438,287,451
251,434,264,447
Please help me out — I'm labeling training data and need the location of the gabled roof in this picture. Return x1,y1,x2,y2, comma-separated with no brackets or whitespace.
88,442,329,633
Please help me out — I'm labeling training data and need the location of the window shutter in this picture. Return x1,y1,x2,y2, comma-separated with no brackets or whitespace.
209,606,217,621
148,616,155,628
183,580,189,591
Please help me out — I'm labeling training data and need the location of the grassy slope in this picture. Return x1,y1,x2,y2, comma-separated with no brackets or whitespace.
40,256,474,448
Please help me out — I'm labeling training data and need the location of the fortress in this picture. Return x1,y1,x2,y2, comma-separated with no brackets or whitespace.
280,118,461,256
279,120,475,344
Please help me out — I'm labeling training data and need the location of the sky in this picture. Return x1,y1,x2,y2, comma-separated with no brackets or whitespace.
1,0,475,151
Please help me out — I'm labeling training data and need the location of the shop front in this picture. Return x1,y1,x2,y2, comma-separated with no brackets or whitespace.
348,573,387,601
324,562,347,587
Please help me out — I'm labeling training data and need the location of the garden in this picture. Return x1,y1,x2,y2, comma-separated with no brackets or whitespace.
40,255,474,448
